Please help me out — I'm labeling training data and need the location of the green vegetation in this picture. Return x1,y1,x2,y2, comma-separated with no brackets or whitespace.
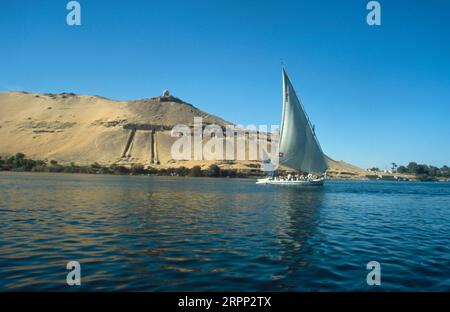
1,153,448,181
188,165,202,177
396,162,450,181
204,164,221,177
1,153,44,172
0,153,252,178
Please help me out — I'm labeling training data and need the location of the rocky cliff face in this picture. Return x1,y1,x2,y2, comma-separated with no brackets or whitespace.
0,91,367,178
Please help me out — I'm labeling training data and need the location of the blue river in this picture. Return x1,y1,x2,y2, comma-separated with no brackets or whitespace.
0,172,449,291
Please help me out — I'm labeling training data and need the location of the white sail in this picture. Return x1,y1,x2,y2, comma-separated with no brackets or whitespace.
278,68,328,174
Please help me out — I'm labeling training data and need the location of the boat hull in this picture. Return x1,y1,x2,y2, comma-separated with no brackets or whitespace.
256,178,324,186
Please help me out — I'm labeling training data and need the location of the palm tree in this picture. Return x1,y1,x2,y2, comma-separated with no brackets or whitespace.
391,163,398,173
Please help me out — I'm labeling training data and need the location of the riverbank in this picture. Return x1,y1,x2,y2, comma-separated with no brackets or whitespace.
0,91,392,181
0,153,255,178
1,153,449,182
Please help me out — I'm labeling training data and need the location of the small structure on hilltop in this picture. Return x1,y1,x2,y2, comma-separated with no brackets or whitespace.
148,91,184,104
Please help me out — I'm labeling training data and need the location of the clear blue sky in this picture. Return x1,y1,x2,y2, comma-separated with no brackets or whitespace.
1,0,449,169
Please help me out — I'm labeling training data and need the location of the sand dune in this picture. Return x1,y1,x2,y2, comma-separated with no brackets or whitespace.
0,91,368,178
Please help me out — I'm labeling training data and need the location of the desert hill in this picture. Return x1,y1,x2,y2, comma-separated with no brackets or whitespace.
0,91,369,179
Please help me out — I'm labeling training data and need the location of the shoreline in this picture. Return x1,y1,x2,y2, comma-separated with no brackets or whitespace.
1,153,449,182
1,169,449,183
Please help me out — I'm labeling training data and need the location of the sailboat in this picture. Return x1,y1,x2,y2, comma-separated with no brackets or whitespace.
257,68,328,186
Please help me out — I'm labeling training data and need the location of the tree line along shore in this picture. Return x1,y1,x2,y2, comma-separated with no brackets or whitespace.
1,153,449,181
0,153,255,178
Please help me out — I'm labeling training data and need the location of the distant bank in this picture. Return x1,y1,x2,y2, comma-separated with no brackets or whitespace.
1,152,448,182
0,91,446,181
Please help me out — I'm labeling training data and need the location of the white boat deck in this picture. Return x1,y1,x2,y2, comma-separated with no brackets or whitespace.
256,177,324,186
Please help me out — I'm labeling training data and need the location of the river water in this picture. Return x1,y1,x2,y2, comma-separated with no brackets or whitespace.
0,172,449,291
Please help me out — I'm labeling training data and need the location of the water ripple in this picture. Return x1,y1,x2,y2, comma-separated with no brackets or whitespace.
1,172,449,291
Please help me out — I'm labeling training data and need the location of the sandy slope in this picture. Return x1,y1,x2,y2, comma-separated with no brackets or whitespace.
0,91,369,178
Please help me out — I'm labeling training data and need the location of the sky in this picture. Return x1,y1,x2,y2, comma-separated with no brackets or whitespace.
1,0,449,169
